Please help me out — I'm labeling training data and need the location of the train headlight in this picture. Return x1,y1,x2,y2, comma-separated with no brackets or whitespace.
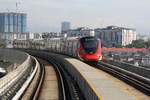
99,56,102,60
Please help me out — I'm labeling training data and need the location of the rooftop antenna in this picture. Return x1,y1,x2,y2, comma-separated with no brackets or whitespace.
6,8,9,12
101,19,104,28
99,19,104,28
16,2,17,13
16,2,21,13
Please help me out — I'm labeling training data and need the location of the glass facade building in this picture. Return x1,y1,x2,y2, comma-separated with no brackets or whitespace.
0,13,27,33
95,26,137,47
61,22,71,33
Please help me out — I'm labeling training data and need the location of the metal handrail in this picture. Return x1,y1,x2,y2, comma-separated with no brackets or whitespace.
0,54,33,99
12,56,39,100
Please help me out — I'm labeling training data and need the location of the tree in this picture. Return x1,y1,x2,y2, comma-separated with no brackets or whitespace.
0,38,6,48
126,39,148,48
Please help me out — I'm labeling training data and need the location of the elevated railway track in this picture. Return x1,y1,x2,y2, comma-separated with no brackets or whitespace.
97,60,150,96
24,50,150,100
0,49,35,100
0,49,84,100
12,36,150,99
23,50,84,100
1,49,150,100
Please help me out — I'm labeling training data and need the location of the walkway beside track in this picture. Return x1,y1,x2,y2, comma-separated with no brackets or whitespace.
38,59,59,100
65,58,150,100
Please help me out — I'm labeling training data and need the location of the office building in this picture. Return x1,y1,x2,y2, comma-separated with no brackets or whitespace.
0,12,27,48
0,12,27,33
61,22,71,33
95,26,137,47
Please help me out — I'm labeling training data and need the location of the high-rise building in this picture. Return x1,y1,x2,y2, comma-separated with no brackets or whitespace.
95,26,137,47
0,12,27,33
61,21,71,33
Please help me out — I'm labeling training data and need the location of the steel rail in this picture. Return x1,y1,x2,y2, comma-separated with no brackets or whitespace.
30,59,45,100
24,55,67,100
26,50,84,100
22,57,67,100
97,61,150,96
12,56,39,100
46,58,67,100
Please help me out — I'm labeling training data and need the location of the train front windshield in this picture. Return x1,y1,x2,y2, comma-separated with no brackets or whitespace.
81,37,99,54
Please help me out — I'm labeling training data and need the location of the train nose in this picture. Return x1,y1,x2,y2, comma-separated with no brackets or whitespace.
81,54,101,61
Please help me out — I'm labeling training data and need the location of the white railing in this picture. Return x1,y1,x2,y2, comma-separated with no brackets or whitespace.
0,54,33,99
12,56,40,100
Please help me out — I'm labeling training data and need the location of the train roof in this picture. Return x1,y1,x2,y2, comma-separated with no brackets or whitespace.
48,37,62,40
14,39,27,41
66,36,98,40
65,37,79,40
81,36,97,39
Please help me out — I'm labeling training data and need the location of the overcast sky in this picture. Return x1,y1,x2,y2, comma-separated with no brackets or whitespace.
0,0,150,35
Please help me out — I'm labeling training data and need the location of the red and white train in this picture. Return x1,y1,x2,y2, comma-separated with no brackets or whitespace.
13,36,102,63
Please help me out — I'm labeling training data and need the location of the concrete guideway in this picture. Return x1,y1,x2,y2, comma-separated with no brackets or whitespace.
24,50,86,100
38,59,59,100
21,56,42,100
65,58,150,100
43,52,150,100
22,58,59,100
0,49,39,99
18,50,150,100
98,60,150,95
12,56,39,100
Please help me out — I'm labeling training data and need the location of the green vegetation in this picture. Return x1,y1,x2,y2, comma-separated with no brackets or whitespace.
115,44,123,48
126,39,148,48
0,39,5,48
